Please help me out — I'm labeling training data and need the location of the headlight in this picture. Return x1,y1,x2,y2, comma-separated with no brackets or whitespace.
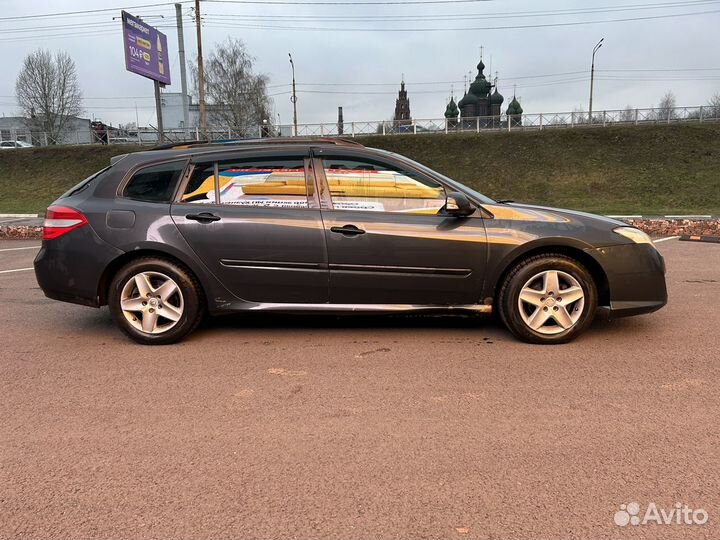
613,226,654,245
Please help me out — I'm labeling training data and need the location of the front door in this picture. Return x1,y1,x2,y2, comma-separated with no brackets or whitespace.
171,150,328,303
313,151,488,305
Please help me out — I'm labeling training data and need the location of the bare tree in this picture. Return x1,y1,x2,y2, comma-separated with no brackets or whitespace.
620,105,635,123
190,38,272,135
707,93,720,120
655,91,677,121
572,107,588,124
15,49,83,144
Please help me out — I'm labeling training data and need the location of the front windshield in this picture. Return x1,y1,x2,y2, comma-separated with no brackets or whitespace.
375,149,496,205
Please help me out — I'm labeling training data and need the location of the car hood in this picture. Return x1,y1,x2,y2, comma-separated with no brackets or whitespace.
483,202,628,229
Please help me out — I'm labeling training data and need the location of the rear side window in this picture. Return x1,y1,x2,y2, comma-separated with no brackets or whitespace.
123,161,187,203
181,156,309,208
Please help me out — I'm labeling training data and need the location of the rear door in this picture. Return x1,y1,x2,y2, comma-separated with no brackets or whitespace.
171,149,328,303
313,149,488,305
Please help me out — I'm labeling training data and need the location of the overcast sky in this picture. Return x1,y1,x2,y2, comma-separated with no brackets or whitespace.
1,0,718,127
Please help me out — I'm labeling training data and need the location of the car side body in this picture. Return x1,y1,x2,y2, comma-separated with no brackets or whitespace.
34,138,667,344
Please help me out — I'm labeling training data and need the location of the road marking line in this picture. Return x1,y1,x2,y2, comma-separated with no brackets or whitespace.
665,215,712,219
0,245,41,252
0,267,33,274
654,236,679,243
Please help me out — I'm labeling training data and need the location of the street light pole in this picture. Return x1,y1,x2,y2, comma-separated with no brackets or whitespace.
289,53,298,137
588,38,604,126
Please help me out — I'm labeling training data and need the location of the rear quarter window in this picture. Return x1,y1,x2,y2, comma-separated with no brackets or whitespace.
122,161,187,203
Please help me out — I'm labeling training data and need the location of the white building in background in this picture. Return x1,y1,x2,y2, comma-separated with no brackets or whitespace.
160,92,198,129
0,115,94,145
159,92,274,134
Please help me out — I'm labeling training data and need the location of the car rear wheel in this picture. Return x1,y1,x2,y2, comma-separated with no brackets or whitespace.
108,257,203,345
498,254,598,344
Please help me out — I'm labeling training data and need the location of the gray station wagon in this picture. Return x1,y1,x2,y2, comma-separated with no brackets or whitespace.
34,138,667,345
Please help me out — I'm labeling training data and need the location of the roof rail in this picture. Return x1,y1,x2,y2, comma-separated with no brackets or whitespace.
150,137,364,151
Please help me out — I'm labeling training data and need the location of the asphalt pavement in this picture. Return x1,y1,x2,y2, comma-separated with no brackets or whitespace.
0,239,718,540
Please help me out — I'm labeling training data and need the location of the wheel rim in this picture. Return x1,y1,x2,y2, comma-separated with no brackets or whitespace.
517,269,585,335
120,271,184,335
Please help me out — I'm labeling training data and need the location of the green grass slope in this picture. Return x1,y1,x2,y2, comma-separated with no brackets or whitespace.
0,123,718,215
363,123,720,215
0,145,140,214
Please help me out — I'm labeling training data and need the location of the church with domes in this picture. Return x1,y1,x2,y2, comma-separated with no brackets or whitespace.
444,57,524,128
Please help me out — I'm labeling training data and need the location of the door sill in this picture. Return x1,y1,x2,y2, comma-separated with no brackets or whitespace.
246,303,492,314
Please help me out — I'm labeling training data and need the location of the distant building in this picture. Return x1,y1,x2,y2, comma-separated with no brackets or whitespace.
160,92,198,129
506,94,524,127
444,95,459,129
0,115,93,145
451,56,524,128
393,80,412,127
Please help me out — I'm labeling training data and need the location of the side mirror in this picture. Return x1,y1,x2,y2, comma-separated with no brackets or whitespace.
444,191,476,217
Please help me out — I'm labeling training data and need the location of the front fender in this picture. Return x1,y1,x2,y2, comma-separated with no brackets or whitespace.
481,234,599,302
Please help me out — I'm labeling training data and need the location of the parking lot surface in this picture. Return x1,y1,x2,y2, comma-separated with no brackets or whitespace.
1,239,718,540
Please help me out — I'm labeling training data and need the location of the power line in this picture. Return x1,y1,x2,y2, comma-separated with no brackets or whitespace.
200,0,720,21
0,2,182,21
205,0,492,5
199,8,720,31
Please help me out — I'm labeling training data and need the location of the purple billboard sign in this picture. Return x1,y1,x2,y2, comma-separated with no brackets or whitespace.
121,11,171,86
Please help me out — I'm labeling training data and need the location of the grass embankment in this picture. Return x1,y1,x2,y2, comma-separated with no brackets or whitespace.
1,123,718,215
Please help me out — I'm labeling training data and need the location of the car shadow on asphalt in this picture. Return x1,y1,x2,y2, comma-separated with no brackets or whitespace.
61,304,653,343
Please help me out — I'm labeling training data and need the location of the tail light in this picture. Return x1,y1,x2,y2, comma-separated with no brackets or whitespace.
43,205,88,240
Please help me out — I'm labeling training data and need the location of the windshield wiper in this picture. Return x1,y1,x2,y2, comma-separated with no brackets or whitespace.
495,199,515,204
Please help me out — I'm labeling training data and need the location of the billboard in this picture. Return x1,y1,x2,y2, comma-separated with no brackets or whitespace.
121,10,171,86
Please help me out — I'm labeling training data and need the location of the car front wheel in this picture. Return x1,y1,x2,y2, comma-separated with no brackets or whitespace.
108,257,204,345
498,254,598,344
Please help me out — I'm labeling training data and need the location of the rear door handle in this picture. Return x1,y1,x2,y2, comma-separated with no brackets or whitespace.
186,212,221,223
330,224,366,236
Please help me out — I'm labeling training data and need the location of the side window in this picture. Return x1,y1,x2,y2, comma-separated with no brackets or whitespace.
123,161,186,203
321,157,446,214
181,156,309,208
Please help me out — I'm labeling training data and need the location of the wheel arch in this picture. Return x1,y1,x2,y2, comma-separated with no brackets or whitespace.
97,243,209,307
489,240,611,307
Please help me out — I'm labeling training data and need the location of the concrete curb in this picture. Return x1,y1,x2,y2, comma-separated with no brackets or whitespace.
0,214,40,218
680,235,720,243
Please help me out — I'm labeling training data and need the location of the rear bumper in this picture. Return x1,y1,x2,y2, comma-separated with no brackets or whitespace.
586,243,667,317
34,227,123,308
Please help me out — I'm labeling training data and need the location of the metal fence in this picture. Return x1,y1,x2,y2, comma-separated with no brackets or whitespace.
2,105,719,147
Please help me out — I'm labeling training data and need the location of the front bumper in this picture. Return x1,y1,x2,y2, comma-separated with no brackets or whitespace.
586,243,667,317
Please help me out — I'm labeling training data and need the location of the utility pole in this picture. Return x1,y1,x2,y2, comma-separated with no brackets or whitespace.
589,38,604,126
195,0,208,138
154,81,164,143
175,3,190,138
289,53,298,137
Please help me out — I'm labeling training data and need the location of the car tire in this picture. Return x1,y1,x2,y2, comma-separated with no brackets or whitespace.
498,254,598,344
108,257,204,345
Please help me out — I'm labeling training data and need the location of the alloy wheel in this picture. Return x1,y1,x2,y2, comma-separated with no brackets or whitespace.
120,271,184,335
517,269,585,335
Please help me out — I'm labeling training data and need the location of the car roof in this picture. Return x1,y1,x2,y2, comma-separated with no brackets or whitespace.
111,137,366,166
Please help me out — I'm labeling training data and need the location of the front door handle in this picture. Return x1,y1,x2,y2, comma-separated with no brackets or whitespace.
330,224,366,236
186,212,221,223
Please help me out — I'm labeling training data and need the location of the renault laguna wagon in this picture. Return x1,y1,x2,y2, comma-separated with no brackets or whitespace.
34,138,667,345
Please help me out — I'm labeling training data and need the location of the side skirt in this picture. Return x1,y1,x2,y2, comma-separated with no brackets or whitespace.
244,303,492,315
